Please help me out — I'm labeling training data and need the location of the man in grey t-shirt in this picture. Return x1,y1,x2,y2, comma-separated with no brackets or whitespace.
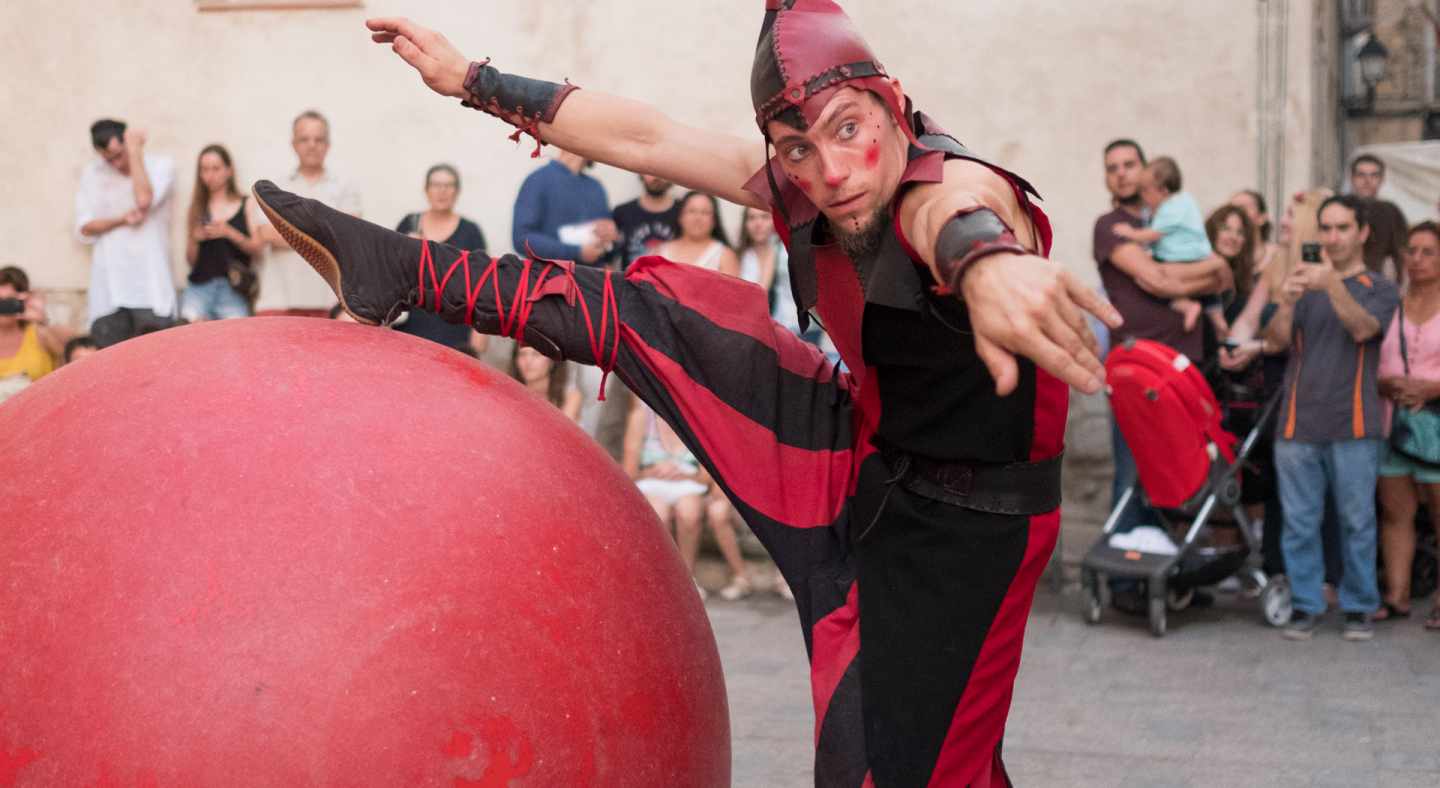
1266,195,1400,642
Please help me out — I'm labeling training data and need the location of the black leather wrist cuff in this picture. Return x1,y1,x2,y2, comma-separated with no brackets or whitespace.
460,60,580,157
932,207,1028,296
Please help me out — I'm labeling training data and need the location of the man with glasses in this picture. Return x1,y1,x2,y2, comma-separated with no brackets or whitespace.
74,118,178,346
253,110,363,316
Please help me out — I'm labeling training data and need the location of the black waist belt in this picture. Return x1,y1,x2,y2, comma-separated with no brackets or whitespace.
880,448,1063,516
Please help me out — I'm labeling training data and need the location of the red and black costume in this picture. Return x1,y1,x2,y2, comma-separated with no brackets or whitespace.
254,2,1066,784
738,6,1065,785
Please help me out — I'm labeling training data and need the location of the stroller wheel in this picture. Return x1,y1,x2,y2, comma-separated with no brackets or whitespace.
1167,587,1195,612
1218,477,1241,506
1081,569,1103,624
1084,586,1103,624
1148,596,1167,637
1260,576,1292,627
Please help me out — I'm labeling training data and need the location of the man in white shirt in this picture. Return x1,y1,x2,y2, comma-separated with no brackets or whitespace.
253,110,363,316
74,119,178,346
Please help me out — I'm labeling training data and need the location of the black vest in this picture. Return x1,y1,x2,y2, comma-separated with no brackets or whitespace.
782,112,1041,326
783,113,1046,463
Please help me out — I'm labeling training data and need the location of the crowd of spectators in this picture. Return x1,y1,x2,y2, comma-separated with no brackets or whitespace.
2,111,818,601
7,113,1435,619
1095,141,1440,639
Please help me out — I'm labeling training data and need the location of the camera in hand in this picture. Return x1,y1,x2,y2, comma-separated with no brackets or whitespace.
0,298,24,316
1301,242,1322,264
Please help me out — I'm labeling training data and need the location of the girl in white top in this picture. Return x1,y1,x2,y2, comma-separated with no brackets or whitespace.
657,192,740,277
624,400,714,598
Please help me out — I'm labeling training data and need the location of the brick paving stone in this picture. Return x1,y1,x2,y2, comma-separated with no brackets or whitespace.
702,557,1440,787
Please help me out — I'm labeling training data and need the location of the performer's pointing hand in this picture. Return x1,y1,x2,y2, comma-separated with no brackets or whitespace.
367,17,470,99
962,254,1122,397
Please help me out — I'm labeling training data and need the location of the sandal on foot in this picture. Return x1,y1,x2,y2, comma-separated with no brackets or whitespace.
1426,606,1440,631
1373,602,1411,622
718,576,753,601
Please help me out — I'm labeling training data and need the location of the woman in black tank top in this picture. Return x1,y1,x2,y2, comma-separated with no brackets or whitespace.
393,163,489,353
181,145,264,321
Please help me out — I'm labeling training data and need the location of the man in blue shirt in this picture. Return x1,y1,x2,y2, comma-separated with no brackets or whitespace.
511,149,617,265
511,149,628,457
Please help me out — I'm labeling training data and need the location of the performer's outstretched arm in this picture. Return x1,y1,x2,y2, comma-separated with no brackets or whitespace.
365,16,1124,396
365,17,767,210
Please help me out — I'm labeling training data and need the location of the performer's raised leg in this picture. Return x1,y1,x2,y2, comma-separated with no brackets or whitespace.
253,178,860,624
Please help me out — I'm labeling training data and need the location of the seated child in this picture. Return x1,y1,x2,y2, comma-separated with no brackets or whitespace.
622,401,753,600
1113,156,1228,336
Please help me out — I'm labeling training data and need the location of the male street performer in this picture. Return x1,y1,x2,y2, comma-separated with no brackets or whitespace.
253,3,1123,784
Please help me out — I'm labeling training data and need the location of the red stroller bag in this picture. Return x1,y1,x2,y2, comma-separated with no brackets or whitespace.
1106,339,1237,509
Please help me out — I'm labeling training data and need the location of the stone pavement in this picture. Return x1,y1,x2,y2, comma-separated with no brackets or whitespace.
702,564,1440,788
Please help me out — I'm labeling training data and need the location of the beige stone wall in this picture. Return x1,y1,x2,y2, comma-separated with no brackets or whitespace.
3,1,1323,554
4,1,1298,297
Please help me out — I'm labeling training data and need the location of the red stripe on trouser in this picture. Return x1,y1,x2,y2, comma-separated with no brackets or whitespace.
620,328,854,528
625,257,848,386
808,582,860,745
929,369,1066,787
924,509,1059,787
1028,370,1068,460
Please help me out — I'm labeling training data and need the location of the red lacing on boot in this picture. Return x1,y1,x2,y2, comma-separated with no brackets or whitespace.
415,240,621,400
523,243,621,401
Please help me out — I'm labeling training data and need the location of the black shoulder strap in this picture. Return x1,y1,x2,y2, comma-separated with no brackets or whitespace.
1400,298,1410,375
787,220,818,332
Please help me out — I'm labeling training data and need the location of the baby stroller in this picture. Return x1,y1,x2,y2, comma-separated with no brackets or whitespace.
1080,338,1290,637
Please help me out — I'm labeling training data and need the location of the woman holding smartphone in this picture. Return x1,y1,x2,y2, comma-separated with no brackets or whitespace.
182,145,265,321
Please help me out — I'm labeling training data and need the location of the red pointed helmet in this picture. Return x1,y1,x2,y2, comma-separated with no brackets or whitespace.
750,0,915,143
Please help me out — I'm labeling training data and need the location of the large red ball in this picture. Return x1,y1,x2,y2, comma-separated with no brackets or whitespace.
0,318,729,786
